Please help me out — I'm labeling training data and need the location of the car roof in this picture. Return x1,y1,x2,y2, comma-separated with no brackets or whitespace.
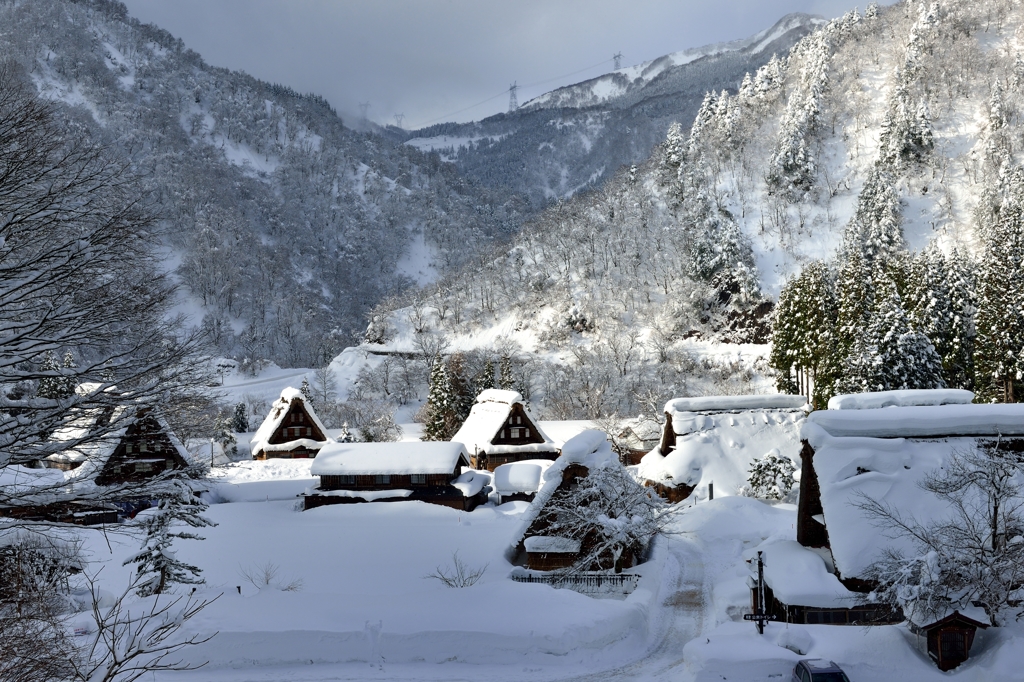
801,659,843,671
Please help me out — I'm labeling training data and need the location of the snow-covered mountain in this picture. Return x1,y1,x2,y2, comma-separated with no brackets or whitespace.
0,0,525,367
362,0,1022,419
401,14,823,207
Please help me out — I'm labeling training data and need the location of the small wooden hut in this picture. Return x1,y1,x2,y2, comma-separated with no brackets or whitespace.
911,611,989,672
452,390,557,470
250,387,333,460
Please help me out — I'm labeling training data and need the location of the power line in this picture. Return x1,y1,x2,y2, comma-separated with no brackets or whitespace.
415,56,617,128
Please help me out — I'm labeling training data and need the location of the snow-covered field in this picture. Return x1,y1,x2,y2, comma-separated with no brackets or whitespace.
72,457,1024,682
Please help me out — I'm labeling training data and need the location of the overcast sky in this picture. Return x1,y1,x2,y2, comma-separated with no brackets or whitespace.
121,0,874,130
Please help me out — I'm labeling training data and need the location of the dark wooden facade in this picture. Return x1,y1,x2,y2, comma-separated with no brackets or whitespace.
751,581,901,626
526,549,578,571
94,414,190,486
304,457,486,512
471,403,558,470
254,398,327,460
644,479,694,504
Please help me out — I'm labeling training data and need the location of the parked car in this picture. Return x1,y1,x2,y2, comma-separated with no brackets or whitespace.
792,659,851,682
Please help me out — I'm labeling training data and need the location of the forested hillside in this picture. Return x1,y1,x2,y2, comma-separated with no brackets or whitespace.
401,14,822,208
0,0,525,368
365,0,1024,422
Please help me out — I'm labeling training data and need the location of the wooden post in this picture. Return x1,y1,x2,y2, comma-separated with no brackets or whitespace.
757,551,765,635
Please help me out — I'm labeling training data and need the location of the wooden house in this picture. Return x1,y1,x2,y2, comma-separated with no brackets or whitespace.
452,389,557,470
639,394,807,503
3,408,194,525
250,387,334,460
615,418,662,465
758,389,1020,670
510,430,641,572
303,441,488,511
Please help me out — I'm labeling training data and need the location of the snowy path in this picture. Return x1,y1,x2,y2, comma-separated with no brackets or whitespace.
557,536,706,682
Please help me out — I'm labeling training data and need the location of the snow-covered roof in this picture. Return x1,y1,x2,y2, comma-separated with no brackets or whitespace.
250,387,334,455
451,390,554,455
664,394,807,415
310,441,469,476
801,403,1024,582
827,388,975,410
511,430,617,546
805,423,968,580
638,407,805,495
760,540,860,608
493,459,553,495
805,403,1024,439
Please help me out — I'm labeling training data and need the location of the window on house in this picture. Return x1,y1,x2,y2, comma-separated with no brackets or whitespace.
135,462,153,473
511,428,521,439
340,475,355,485
305,427,311,437
410,474,426,484
374,475,391,484
525,429,530,437
500,430,506,439
516,416,522,425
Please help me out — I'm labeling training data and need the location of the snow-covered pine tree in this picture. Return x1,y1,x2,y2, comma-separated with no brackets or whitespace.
906,244,975,389
499,356,515,391
842,284,943,393
745,451,797,500
337,422,355,443
123,477,216,597
423,360,459,441
975,166,1024,402
232,402,248,432
300,378,315,409
769,261,837,406
36,351,74,400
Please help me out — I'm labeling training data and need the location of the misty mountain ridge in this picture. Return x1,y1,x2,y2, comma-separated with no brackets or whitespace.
401,13,823,207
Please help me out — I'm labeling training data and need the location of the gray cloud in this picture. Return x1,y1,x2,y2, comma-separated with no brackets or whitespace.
121,0,880,129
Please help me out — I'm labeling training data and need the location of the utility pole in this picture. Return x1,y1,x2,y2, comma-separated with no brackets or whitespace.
358,101,370,120
613,52,623,70
508,81,518,113
394,113,405,128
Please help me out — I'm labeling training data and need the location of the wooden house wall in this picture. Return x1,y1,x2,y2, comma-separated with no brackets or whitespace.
96,417,188,486
489,404,547,446
796,439,829,548
268,401,325,445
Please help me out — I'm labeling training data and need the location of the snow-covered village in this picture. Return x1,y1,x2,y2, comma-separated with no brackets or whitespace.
6,0,1024,680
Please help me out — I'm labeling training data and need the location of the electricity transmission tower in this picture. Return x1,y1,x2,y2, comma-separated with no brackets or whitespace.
358,102,370,120
508,82,518,113
613,52,623,70
394,113,405,128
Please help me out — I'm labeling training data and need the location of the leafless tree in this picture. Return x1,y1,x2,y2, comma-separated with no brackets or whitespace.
858,440,1024,626
425,551,487,588
70,573,219,682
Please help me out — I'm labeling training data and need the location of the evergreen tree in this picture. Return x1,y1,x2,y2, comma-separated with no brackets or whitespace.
842,285,943,393
499,356,515,391
975,167,1024,402
423,360,459,441
123,477,216,597
769,261,838,407
37,350,76,400
337,422,355,443
232,402,249,432
300,378,315,409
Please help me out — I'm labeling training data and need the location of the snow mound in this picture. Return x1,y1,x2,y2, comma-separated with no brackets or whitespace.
827,388,975,410
805,403,1024,440
311,442,468,476
493,459,552,495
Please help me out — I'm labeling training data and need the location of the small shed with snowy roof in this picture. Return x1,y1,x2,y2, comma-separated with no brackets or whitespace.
451,389,557,470
303,441,488,511
251,387,333,460
639,394,807,502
